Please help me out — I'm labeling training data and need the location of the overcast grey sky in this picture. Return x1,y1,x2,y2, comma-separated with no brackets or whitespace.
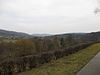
0,0,100,34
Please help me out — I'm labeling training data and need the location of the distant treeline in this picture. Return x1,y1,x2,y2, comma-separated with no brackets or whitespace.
0,35,86,61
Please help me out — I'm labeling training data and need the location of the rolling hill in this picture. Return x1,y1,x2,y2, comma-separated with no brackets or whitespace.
0,29,31,38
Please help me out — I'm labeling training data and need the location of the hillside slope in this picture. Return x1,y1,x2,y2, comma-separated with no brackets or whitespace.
0,29,31,38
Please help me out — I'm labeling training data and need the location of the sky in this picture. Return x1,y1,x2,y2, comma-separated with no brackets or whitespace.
0,0,100,34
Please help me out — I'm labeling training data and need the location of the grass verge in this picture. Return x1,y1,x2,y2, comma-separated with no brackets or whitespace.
18,43,100,75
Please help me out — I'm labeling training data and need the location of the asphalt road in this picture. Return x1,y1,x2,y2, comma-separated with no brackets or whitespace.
76,52,100,75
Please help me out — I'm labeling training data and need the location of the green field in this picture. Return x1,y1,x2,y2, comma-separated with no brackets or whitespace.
18,43,100,75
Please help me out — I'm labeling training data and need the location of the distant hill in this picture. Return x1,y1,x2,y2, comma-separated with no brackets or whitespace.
84,31,100,41
0,29,53,38
44,31,100,43
0,29,100,41
0,29,32,38
32,34,52,37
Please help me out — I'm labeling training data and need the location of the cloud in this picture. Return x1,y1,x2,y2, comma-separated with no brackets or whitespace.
0,0,96,17
0,0,99,33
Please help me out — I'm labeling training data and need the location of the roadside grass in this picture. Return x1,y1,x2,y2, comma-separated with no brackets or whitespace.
18,43,100,75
